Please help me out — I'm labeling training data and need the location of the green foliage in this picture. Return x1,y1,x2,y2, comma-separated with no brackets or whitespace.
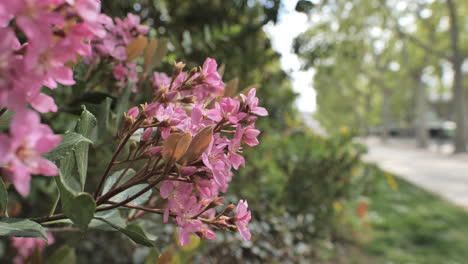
47,246,77,264
74,106,97,190
283,131,368,237
356,168,468,264
56,177,96,232
95,217,156,247
197,129,374,263
0,179,8,217
0,218,47,241
103,169,152,206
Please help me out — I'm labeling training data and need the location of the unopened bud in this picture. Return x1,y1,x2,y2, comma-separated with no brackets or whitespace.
179,84,193,91
172,61,186,77
130,141,138,152
179,96,195,104
206,197,224,210
187,67,198,78
222,204,236,216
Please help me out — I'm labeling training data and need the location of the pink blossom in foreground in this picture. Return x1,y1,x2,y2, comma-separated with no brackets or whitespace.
0,110,61,196
11,233,54,264
234,200,252,241
0,0,102,112
120,58,266,245
241,88,268,116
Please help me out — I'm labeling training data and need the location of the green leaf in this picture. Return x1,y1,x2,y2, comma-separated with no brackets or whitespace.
56,177,96,232
45,132,92,194
102,169,135,194
102,169,152,206
114,81,133,131
0,110,14,131
75,106,96,191
88,210,125,231
47,246,76,264
0,218,47,241
0,178,8,217
295,0,315,13
97,97,113,140
44,132,93,164
143,248,160,264
95,217,155,247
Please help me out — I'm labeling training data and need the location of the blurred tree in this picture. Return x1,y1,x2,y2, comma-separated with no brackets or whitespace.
295,0,468,152
100,0,297,130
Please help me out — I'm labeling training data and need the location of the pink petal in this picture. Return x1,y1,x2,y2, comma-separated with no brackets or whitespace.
37,158,59,176
30,93,58,113
9,161,31,196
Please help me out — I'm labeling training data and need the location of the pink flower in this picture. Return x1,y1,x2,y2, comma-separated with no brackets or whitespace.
206,98,247,124
67,0,101,22
199,58,224,94
240,88,268,116
234,200,252,241
0,110,61,196
153,72,171,88
202,140,230,191
228,126,245,170
11,232,54,264
242,126,261,146
126,106,139,119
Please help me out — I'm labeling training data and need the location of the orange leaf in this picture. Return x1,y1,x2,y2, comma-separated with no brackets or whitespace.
224,77,239,98
156,246,174,264
180,125,214,164
162,132,192,163
126,36,148,61
143,38,158,71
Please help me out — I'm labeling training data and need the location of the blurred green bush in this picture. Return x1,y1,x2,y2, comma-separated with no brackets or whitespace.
186,127,378,263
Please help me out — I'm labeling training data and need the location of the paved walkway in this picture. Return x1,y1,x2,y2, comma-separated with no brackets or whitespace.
362,137,468,209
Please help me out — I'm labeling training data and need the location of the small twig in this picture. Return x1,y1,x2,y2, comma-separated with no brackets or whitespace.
0,107,7,117
47,227,80,233
49,194,60,216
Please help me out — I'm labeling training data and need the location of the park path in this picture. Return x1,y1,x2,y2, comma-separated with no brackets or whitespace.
362,137,468,209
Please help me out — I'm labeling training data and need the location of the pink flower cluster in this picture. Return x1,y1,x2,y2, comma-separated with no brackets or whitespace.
0,0,102,112
119,58,266,246
0,110,61,196
0,0,104,196
87,13,148,92
11,233,54,264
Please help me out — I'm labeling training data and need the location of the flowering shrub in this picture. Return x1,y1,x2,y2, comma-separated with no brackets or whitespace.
0,0,267,261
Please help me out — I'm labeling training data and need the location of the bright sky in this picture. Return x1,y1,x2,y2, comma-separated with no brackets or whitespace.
264,0,316,113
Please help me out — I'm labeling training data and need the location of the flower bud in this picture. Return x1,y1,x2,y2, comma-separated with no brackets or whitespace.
206,197,224,210
179,96,195,104
141,128,153,141
221,204,236,216
172,61,186,78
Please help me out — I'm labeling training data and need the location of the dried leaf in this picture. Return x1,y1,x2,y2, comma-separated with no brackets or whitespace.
162,133,184,162
145,38,169,76
205,98,217,109
180,125,214,164
239,84,261,96
162,132,192,163
156,246,174,264
224,77,239,98
126,36,148,61
143,39,158,71
174,132,192,162
218,63,226,77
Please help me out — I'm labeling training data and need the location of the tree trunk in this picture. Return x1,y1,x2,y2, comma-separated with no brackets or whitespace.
413,72,429,148
447,0,465,152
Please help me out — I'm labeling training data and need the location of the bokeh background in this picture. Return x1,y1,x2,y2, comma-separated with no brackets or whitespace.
3,0,468,263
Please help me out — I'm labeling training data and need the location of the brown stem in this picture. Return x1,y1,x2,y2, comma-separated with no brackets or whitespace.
0,107,7,117
94,129,136,199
